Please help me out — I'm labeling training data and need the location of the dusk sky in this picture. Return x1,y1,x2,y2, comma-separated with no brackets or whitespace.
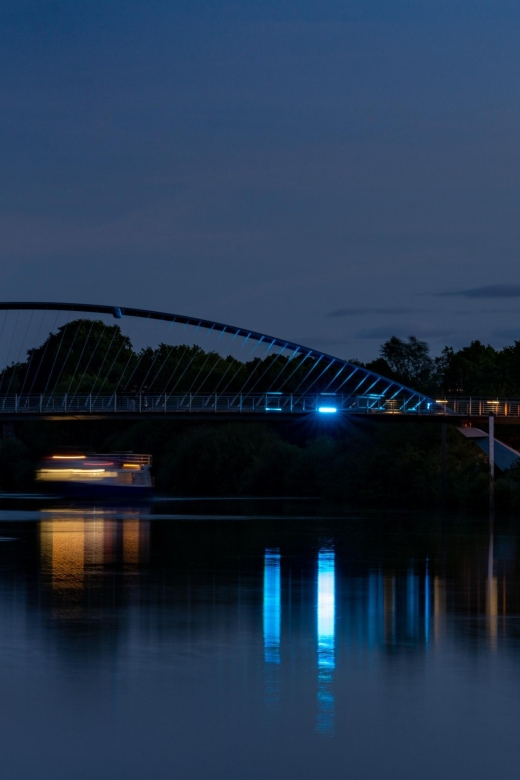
1,0,519,360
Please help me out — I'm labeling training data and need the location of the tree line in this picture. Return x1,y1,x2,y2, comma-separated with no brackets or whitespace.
366,335,520,396
1,318,518,397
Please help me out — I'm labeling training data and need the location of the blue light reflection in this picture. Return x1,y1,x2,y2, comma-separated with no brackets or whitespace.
263,549,281,664
317,547,335,735
425,559,430,645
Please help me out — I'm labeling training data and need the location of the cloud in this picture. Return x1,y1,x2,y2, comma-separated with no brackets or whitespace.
432,285,520,299
356,326,454,340
326,307,416,317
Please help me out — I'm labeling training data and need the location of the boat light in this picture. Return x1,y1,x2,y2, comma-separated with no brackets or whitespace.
51,455,86,460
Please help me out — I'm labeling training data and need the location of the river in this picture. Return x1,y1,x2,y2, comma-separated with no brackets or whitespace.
0,499,517,779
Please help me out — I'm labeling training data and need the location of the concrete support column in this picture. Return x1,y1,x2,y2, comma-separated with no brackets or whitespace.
489,414,495,515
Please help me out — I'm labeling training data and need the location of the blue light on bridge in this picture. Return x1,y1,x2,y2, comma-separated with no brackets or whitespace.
265,392,283,412
318,407,337,414
317,547,335,735
263,549,281,664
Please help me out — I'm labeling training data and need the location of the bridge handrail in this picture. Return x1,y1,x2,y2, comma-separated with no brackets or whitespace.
0,393,516,416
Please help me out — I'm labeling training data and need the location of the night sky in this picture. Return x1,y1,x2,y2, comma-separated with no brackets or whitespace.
1,0,519,360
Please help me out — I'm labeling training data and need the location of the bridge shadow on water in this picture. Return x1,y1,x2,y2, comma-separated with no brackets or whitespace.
0,499,518,779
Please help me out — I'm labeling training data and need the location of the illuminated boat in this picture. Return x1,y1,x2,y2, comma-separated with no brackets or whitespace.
35,453,154,498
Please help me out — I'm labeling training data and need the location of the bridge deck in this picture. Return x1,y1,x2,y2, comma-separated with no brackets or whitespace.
0,394,518,423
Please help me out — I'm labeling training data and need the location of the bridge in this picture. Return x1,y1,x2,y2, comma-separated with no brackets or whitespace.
0,392,518,423
0,300,435,420
0,301,517,497
0,301,516,424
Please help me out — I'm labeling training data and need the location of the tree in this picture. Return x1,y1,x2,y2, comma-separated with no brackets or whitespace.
0,319,136,395
440,340,503,396
377,336,438,393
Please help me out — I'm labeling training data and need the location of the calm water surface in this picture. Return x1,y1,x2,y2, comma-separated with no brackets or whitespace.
0,499,518,779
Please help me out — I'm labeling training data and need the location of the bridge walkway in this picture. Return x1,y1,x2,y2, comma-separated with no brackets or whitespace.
0,393,520,423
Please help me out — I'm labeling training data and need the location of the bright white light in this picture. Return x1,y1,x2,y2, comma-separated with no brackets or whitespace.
318,407,337,414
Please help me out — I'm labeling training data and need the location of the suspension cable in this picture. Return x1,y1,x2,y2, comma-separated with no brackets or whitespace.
170,325,216,399
92,329,120,397
185,328,227,398
263,347,300,391
277,351,313,392
0,309,19,395
70,321,109,400
5,309,32,395
28,310,62,395
120,316,165,393
236,339,276,397
65,319,95,396
343,373,370,400
20,309,46,395
242,343,289,396
137,319,176,393
42,315,70,396
93,316,137,398
217,334,266,396
293,358,336,399
208,331,243,394
49,318,82,396
289,355,324,396
192,330,238,398
165,323,217,398
157,322,199,396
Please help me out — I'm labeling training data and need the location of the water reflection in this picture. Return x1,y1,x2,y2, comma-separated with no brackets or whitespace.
434,575,446,642
0,509,519,779
407,569,419,638
425,560,430,645
36,517,440,659
317,547,335,735
39,511,150,618
487,521,497,647
263,549,281,713
263,549,281,665
41,520,85,592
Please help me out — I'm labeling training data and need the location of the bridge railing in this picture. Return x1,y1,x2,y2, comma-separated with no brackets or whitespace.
0,393,482,416
440,398,520,417
0,393,518,416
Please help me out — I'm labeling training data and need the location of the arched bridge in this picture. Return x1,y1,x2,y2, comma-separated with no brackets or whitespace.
0,301,515,424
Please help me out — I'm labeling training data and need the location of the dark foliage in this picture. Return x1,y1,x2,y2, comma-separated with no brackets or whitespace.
1,325,520,508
